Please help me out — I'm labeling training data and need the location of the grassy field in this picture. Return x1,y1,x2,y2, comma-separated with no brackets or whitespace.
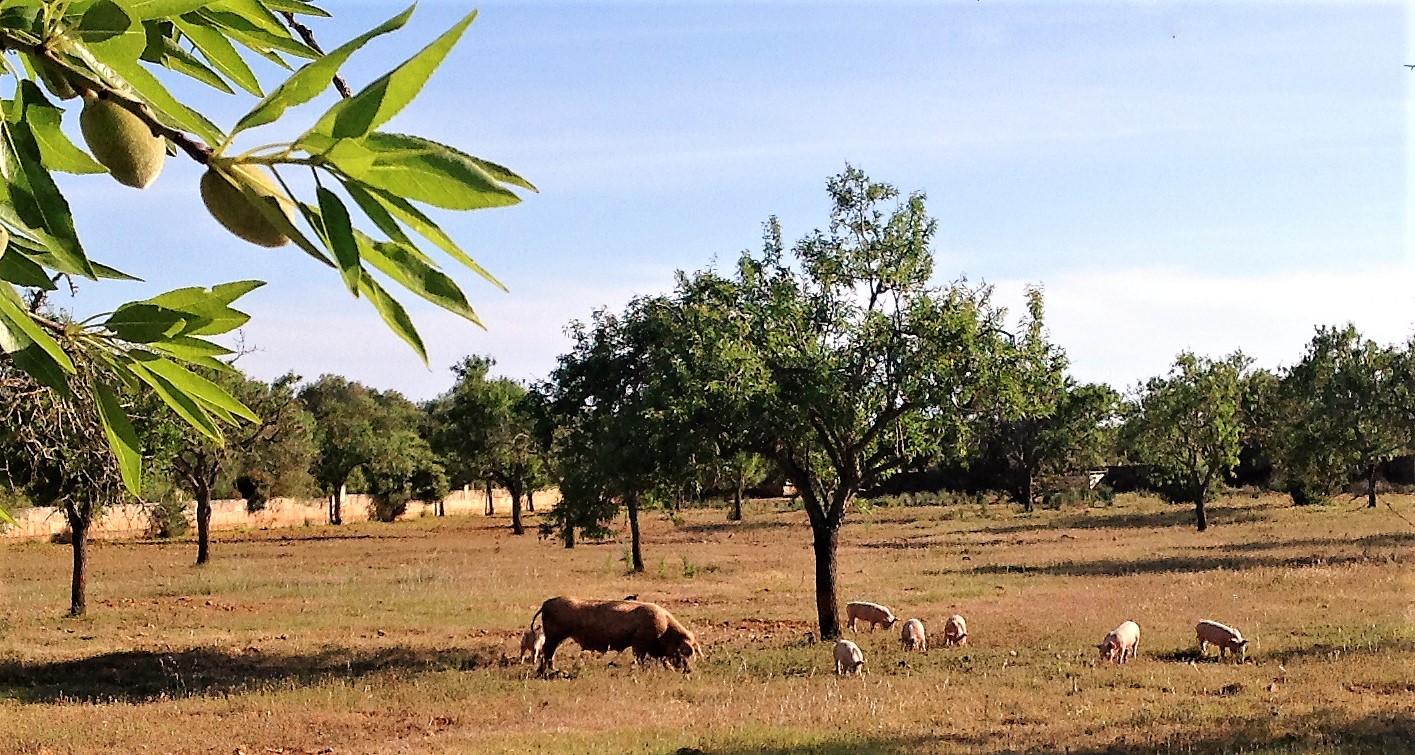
2,492,1413,754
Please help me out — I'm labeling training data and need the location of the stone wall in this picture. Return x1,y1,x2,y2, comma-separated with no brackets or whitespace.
1,486,559,542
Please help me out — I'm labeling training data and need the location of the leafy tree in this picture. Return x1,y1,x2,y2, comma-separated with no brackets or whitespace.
536,299,711,567
0,2,532,523
362,428,446,522
1271,326,1409,508
0,359,127,615
1124,351,1251,531
428,355,547,535
686,167,1014,638
146,370,314,564
982,287,1121,511
299,375,428,524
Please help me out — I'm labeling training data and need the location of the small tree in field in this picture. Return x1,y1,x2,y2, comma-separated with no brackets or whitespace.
1125,351,1250,531
686,167,1014,639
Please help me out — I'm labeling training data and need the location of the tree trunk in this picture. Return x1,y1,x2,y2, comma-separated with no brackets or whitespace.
563,519,575,549
1022,469,1035,513
730,478,743,522
811,523,841,639
527,490,535,513
511,485,524,535
66,502,90,617
196,484,212,566
1366,464,1378,508
485,481,494,515
627,494,644,572
1194,481,1208,532
329,486,343,526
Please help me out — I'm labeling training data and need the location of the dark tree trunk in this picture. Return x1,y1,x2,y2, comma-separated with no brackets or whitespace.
627,494,644,572
1366,464,1378,508
196,484,212,566
527,490,535,513
510,485,524,535
329,486,343,526
485,481,495,515
563,519,575,549
1194,481,1208,532
1022,469,1035,513
811,523,841,639
730,479,744,522
66,503,90,617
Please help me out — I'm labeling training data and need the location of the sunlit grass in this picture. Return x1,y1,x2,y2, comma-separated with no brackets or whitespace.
3,493,1413,753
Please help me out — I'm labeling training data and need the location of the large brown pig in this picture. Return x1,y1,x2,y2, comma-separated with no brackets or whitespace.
531,596,702,676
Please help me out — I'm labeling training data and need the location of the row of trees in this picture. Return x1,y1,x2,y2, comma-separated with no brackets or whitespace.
0,358,547,615
527,167,1415,639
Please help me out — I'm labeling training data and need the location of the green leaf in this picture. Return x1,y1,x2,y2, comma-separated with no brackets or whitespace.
0,505,14,526
0,246,58,289
0,282,75,375
126,357,222,439
358,184,506,291
144,280,264,335
15,81,105,174
362,237,482,327
230,5,412,135
136,352,259,422
310,10,477,139
174,15,263,95
120,0,211,20
148,335,234,369
199,9,317,60
316,132,520,211
92,379,143,494
208,0,287,36
262,0,330,17
104,302,190,342
0,116,94,277
147,30,235,93
209,279,265,303
73,0,132,43
359,274,425,362
315,187,361,294
466,155,537,193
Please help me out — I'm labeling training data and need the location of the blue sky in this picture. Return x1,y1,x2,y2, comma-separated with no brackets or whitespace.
59,1,1411,400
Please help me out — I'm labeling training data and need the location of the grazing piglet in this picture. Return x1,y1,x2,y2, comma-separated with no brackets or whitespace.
899,618,927,652
520,625,545,665
846,601,898,632
834,639,866,675
1196,619,1248,660
1096,620,1141,664
942,614,968,647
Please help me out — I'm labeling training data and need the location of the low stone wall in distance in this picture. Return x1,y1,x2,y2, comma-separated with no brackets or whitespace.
1,486,559,542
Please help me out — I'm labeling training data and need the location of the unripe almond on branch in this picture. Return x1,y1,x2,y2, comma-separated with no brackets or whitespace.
200,165,297,248
79,92,165,189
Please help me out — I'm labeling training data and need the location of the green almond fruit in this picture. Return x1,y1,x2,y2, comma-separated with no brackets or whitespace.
200,166,297,248
79,94,165,189
35,57,79,100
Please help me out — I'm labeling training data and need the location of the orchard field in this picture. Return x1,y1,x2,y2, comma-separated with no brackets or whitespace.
3,493,1413,754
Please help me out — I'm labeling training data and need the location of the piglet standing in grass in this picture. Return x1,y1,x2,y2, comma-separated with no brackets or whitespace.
900,618,927,652
845,601,898,632
942,614,968,647
1097,620,1141,664
520,625,545,665
834,639,866,675
1196,619,1248,661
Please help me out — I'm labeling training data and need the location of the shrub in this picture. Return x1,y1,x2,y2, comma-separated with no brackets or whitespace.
148,499,191,539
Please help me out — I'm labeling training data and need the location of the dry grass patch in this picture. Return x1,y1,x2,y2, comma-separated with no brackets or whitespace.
2,494,1413,753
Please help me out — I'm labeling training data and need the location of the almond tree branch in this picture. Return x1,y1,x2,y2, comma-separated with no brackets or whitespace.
279,12,353,99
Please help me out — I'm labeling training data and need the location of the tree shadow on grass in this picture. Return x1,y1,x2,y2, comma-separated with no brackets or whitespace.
969,552,1288,578
694,710,1414,754
676,518,798,536
972,503,1271,537
0,644,502,703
